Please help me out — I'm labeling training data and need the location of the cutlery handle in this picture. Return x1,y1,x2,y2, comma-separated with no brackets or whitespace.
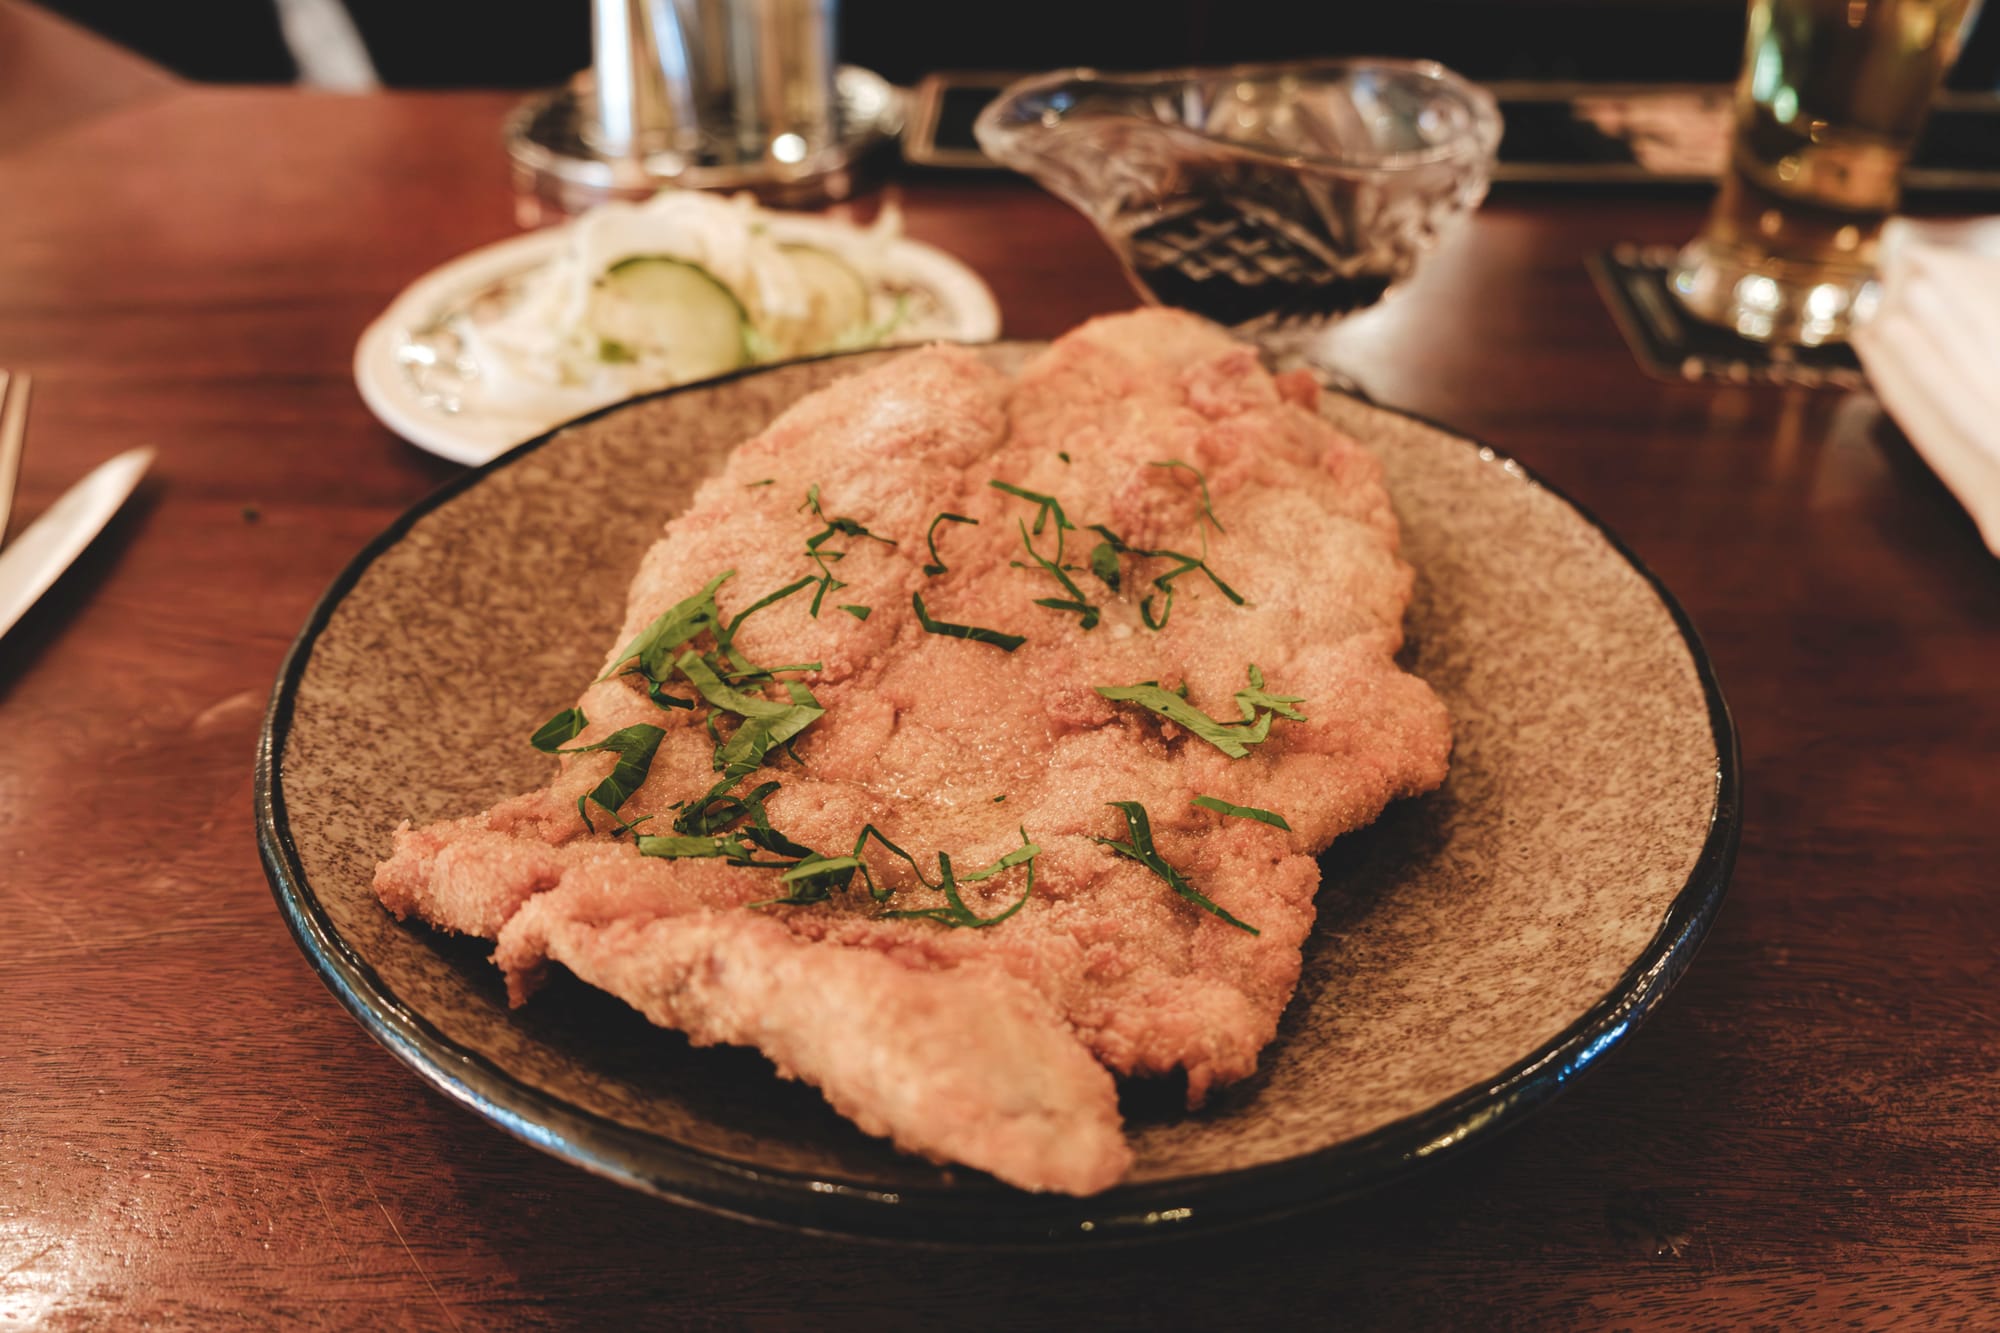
0,371,29,545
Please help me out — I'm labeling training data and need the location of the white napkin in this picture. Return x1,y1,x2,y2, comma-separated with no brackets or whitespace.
1852,218,2000,556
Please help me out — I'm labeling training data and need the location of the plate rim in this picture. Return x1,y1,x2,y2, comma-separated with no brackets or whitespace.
259,345,1742,1247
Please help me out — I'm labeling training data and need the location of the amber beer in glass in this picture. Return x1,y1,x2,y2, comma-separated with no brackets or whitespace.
1670,0,1981,345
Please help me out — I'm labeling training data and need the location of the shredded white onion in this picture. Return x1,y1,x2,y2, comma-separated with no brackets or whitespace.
453,191,916,416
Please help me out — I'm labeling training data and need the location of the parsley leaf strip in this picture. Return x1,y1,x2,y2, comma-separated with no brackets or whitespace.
802,485,897,617
988,480,1074,537
636,833,753,862
557,724,666,832
1016,518,1099,629
1088,540,1121,592
1191,795,1292,831
674,650,803,722
1088,524,1243,630
599,570,734,683
1096,801,1259,935
673,774,778,837
669,652,826,779
722,662,822,687
529,707,587,753
846,823,939,900
879,830,1038,929
719,576,814,657
921,512,979,576
1093,683,1273,758
716,701,824,778
644,679,697,710
1138,552,1244,630
1234,663,1307,722
912,592,1025,651
758,853,864,905
1148,459,1225,532
958,835,1040,883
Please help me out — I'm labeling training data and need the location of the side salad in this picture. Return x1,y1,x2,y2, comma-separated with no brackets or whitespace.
453,192,928,415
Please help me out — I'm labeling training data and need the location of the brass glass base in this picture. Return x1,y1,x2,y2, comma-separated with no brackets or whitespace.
505,67,902,223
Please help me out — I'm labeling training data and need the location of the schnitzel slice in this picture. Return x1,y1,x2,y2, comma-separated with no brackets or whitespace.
375,310,1451,1195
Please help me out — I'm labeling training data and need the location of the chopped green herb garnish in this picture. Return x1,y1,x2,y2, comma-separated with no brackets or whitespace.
801,486,896,616
1093,683,1272,758
722,662,821,685
1234,664,1306,722
1087,540,1121,592
675,650,806,723
759,853,864,905
1058,451,1071,464
599,570,732,683
661,743,824,874
963,837,1039,882
838,604,871,620
782,853,859,886
993,794,1007,803
879,829,1039,929
744,680,820,772
988,479,1074,537
745,478,775,488
988,482,1104,628
636,833,753,862
675,653,826,776
674,775,779,837
638,647,828,847
845,823,935,901
709,701,822,775
558,723,666,832
739,819,817,862
719,576,813,658
1095,666,1302,759
597,337,637,364
921,512,979,576
1015,518,1099,630
638,815,822,873
912,591,1024,651
1096,801,1259,934
1191,795,1292,831
1087,524,1243,630
606,810,657,836
666,776,823,876
1148,459,1224,532
643,678,697,710
529,707,587,753
648,794,1038,927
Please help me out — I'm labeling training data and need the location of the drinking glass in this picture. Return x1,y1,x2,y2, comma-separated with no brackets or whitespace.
1669,0,1983,346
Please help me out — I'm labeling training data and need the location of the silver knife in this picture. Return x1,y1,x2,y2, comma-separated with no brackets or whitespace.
0,447,153,643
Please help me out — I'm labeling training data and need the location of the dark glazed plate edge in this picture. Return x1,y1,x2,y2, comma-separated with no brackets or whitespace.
254,347,1742,1247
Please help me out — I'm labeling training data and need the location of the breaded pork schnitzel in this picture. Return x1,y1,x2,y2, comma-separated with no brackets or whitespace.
375,310,1451,1195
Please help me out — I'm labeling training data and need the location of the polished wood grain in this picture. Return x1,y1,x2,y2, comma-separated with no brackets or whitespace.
0,1,178,154
3,58,1998,1331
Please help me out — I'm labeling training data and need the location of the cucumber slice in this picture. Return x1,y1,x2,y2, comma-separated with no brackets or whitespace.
779,243,873,351
590,256,751,379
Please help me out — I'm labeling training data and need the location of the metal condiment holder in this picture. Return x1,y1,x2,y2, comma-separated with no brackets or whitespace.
507,0,902,221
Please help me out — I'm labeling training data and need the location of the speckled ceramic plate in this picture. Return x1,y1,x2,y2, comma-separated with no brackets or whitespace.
257,344,1739,1246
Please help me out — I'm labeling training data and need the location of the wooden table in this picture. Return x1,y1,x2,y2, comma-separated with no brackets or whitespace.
5,10,1996,1327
